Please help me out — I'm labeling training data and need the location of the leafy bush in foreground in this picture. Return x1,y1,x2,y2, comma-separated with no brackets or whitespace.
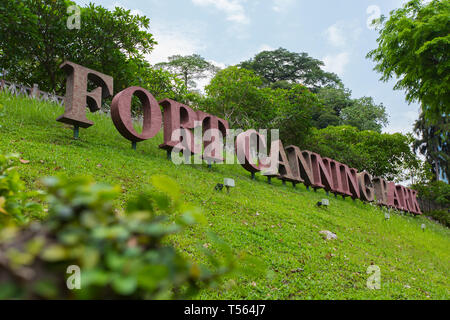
0,174,238,299
0,154,45,226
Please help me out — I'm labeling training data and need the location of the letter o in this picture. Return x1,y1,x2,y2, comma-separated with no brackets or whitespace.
111,86,162,142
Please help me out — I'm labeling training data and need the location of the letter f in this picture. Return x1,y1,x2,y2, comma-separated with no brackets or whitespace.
57,61,113,128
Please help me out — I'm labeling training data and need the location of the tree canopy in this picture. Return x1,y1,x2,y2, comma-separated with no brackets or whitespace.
155,54,219,90
204,66,276,129
0,0,156,94
240,48,342,92
203,66,317,143
301,126,418,182
367,0,450,123
413,112,449,181
340,97,389,132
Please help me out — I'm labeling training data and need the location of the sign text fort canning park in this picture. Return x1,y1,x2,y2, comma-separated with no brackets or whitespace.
56,61,422,215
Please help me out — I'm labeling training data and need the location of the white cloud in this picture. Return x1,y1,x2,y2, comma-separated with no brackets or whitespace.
208,60,227,70
322,52,350,76
325,23,346,47
385,110,419,134
192,0,249,24
258,44,276,52
146,22,206,64
324,21,363,48
110,2,143,16
272,0,295,12
196,60,228,92
147,24,226,91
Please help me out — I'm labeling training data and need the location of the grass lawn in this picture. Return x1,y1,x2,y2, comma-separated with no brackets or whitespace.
0,92,449,300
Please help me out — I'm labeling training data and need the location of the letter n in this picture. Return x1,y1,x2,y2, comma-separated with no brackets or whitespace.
285,146,313,186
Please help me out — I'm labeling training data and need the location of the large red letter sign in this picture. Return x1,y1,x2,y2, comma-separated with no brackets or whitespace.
111,87,162,142
57,61,113,128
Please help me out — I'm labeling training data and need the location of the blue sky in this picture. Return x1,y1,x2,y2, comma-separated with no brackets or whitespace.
77,0,421,134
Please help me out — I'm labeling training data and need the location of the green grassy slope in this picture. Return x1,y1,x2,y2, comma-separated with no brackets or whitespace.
0,92,449,300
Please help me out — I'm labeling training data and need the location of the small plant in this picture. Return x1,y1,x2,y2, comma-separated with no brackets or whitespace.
0,153,45,226
0,174,238,299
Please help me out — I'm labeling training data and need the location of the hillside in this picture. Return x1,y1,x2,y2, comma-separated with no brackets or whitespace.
0,92,449,300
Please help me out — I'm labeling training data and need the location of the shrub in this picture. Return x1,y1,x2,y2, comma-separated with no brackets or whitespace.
0,174,238,299
0,153,45,226
412,181,449,227
427,210,450,228
300,126,418,182
412,181,450,206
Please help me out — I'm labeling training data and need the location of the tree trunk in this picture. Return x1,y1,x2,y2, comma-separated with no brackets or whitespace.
434,142,440,182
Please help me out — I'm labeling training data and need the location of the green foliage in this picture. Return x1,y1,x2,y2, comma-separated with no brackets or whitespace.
412,180,450,227
119,65,190,116
240,48,342,91
313,87,389,132
340,97,389,133
156,54,220,90
135,68,189,103
367,0,450,123
0,154,44,226
0,0,156,94
236,47,389,133
271,84,319,145
413,113,449,182
301,126,418,181
0,174,237,299
426,210,450,228
204,66,275,129
204,67,316,144
316,86,353,116
412,181,450,206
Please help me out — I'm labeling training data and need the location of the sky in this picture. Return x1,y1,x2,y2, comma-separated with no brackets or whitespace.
76,0,421,135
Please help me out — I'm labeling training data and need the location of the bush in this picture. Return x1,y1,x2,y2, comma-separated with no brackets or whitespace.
0,153,45,226
412,181,450,206
300,126,418,182
0,174,239,299
427,210,450,228
412,181,449,227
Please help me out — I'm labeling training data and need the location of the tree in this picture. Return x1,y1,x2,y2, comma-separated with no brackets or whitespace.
270,84,318,145
155,54,220,90
311,86,354,129
340,97,389,133
311,105,342,130
367,0,450,123
413,112,449,181
311,87,389,132
0,0,156,94
203,66,275,129
301,126,418,181
203,67,316,144
240,48,342,91
316,86,353,116
118,65,190,116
